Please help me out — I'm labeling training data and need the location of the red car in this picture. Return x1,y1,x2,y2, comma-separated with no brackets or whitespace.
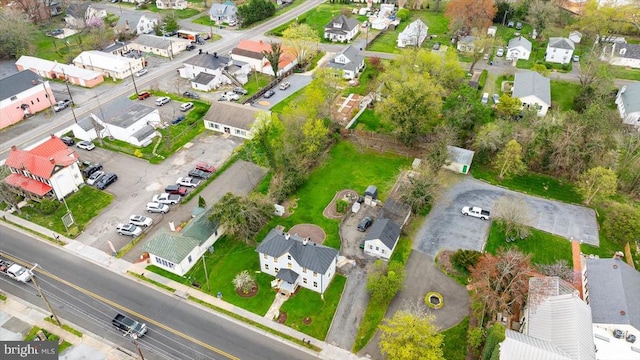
164,185,188,196
138,91,151,100
195,162,216,173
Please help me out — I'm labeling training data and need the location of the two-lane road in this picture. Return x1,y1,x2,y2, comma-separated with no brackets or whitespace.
0,226,318,360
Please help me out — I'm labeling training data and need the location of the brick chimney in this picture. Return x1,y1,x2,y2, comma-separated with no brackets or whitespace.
50,134,55,139
11,145,17,151
49,158,55,164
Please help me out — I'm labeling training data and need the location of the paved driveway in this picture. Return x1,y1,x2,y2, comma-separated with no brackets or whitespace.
251,74,313,110
415,177,599,257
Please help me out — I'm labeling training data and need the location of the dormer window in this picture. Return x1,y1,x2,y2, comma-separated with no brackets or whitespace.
620,48,627,55
333,22,341,28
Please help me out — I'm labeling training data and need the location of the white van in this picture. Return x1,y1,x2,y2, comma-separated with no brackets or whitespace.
481,93,489,104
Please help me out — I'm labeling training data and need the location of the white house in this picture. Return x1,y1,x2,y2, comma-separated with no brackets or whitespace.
230,40,297,77
203,101,265,139
73,51,144,80
581,257,640,360
457,36,478,53
143,209,224,276
545,37,575,65
487,26,497,37
601,43,640,69
513,71,551,116
324,15,360,42
507,36,532,61
326,45,365,80
156,0,186,10
397,19,428,48
5,135,83,201
615,83,640,129
128,35,190,59
363,218,401,260
209,1,237,24
136,15,160,34
256,228,339,295
64,3,106,29
179,52,250,91
443,146,475,174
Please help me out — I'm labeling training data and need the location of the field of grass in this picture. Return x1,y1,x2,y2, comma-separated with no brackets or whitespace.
485,223,573,265
262,141,411,249
609,66,640,81
279,275,346,339
368,11,450,53
441,317,469,360
145,4,202,19
550,80,581,111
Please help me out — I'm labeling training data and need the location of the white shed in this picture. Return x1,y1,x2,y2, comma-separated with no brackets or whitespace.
443,146,475,174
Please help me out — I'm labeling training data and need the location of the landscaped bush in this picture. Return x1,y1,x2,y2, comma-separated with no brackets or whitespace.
482,323,505,360
237,0,276,27
38,199,60,214
451,249,482,271
335,199,348,213
478,70,488,90
601,201,640,247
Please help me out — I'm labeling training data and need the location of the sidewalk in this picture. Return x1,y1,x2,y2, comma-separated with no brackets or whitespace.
0,213,365,360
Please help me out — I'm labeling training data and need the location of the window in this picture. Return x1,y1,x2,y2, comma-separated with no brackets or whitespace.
381,250,385,254
187,255,192,263
375,247,379,251
265,264,269,270
313,272,317,277
368,245,372,249
275,267,279,273
313,281,318,287
10,96,17,101
302,268,307,273
288,262,292,268
303,278,307,284
263,253,268,259
287,255,291,260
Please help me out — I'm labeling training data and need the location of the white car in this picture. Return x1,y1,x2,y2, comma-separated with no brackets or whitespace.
224,92,240,101
496,48,504,57
279,82,291,90
77,141,95,151
86,170,104,186
129,215,153,227
481,93,489,104
180,102,194,112
152,193,181,205
146,202,169,214
176,176,202,188
116,223,142,237
155,97,170,106
135,69,148,77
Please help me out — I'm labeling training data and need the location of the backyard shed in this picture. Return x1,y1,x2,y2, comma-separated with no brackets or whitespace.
443,146,475,174
364,185,378,199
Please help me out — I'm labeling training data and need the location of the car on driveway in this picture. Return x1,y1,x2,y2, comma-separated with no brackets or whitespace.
96,172,117,190
516,22,523,30
54,99,72,112
146,202,169,214
164,185,188,196
195,162,216,173
218,92,240,102
432,42,441,50
183,91,200,99
129,215,153,227
86,170,104,186
155,97,170,106
481,93,489,104
172,115,185,125
573,55,580,62
188,169,210,179
152,193,181,205
180,102,194,112
233,87,248,95
77,141,95,151
177,176,202,188
279,82,291,90
496,48,504,57
61,136,75,146
508,20,515,28
357,216,373,232
493,94,500,104
116,223,142,237
263,90,275,99
82,163,103,178
138,92,151,100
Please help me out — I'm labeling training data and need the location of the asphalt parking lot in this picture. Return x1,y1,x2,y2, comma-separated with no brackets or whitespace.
414,176,599,257
251,74,313,110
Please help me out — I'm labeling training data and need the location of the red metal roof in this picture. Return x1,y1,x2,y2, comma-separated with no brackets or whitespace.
235,40,297,70
5,173,52,196
5,136,78,179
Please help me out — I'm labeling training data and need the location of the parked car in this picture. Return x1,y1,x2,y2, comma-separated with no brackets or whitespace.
180,102,194,112
86,170,105,186
135,69,148,77
54,99,72,112
172,115,185,125
152,193,181,205
515,22,523,30
47,29,64,37
186,44,196,51
164,185,188,196
183,91,200,99
492,94,500,104
461,206,491,220
61,136,75,146
508,20,515,28
573,55,580,62
496,48,504,57
82,163,103,178
481,93,489,105
116,223,142,237
96,172,117,190
357,217,373,232
195,162,216,173
146,202,169,214
129,215,153,227
279,82,291,90
263,90,275,99
233,87,248,95
225,92,240,101
138,91,151,100
432,42,441,50
176,176,202,188
188,169,210,179
77,141,95,151
155,97,170,106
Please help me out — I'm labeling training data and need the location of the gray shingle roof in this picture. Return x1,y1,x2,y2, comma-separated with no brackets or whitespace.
193,72,216,85
203,101,264,131
586,258,640,329
614,43,640,60
513,71,551,106
209,3,237,17
66,2,89,18
102,41,129,54
256,229,338,274
131,124,156,141
618,83,640,114
133,35,173,50
109,104,155,129
364,218,401,250
508,36,532,52
378,198,411,228
230,48,262,60
547,37,575,51
327,45,364,73
183,53,231,70
276,268,299,284
447,146,474,166
77,116,95,131
325,15,359,35
0,70,40,102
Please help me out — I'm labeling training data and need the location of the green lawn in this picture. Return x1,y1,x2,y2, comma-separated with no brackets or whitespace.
550,80,581,111
268,3,354,39
34,31,85,62
243,72,274,100
368,11,450,53
609,66,640,81
16,186,113,237
441,317,469,360
279,275,347,339
269,88,305,114
145,4,202,19
485,222,573,265
263,141,412,249
345,58,387,96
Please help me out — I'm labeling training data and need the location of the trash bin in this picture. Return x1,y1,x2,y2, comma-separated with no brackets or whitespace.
490,61,493,66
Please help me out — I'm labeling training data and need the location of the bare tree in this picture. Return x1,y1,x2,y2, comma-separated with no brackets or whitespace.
493,195,532,239
232,270,256,294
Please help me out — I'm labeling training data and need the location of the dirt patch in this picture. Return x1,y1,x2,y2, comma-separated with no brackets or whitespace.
303,317,313,325
323,189,359,219
288,224,326,244
332,93,363,127
277,312,287,324
235,283,258,298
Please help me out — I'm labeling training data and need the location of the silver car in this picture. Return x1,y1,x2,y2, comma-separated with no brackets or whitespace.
86,170,105,186
129,215,153,227
116,223,142,237
146,202,169,214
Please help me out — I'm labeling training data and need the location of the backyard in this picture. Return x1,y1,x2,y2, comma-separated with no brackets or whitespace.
268,3,366,39
485,223,573,265
550,80,581,111
367,11,450,54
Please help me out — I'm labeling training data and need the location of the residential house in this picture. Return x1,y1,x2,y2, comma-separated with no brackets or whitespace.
72,97,160,147
136,15,160,35
64,3,106,29
203,101,266,139
114,13,159,35
513,71,551,116
143,208,224,276
230,40,297,77
73,51,144,79
324,15,360,43
397,19,428,48
601,43,640,69
363,218,401,260
443,145,475,175
209,1,237,24
369,4,398,30
0,71,56,129
178,51,250,91
4,135,83,201
457,36,479,53
545,37,575,65
326,45,365,80
15,56,104,88
156,0,186,10
128,35,190,58
615,83,640,128
507,36,532,61
581,256,640,360
256,228,339,295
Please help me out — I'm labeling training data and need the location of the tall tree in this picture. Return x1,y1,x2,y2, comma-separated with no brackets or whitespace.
461,30,494,73
442,86,492,144
572,0,628,45
526,0,559,39
366,260,405,304
209,192,273,243
378,309,445,360
537,260,574,283
601,201,640,247
0,8,36,59
445,0,497,33
399,166,440,214
282,23,318,68
473,121,509,155
495,95,523,120
470,249,534,316
616,131,640,196
494,139,526,179
578,166,617,205
262,42,283,78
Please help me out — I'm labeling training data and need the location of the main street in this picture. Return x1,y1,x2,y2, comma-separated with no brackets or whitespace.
0,226,318,360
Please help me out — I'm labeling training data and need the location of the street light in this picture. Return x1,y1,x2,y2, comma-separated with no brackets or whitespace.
29,264,63,328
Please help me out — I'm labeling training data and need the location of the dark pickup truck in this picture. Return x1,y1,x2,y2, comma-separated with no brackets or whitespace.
112,313,148,338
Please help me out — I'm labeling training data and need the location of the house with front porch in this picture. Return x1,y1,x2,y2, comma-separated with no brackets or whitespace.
178,51,250,91
0,70,57,129
326,45,365,80
209,1,237,24
4,134,83,201
324,15,360,42
363,218,401,260
507,36,532,61
203,101,265,139
256,228,339,295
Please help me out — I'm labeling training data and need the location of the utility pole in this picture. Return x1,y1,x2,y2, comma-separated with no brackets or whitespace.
129,63,140,95
202,256,210,292
132,334,145,360
61,70,78,123
29,264,63,328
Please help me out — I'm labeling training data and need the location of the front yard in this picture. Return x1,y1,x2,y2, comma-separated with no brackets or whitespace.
550,80,581,111
367,11,450,54
485,223,573,265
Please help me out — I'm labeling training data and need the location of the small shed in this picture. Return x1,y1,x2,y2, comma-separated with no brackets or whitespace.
487,26,497,37
364,185,378,199
569,31,582,44
443,146,475,174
